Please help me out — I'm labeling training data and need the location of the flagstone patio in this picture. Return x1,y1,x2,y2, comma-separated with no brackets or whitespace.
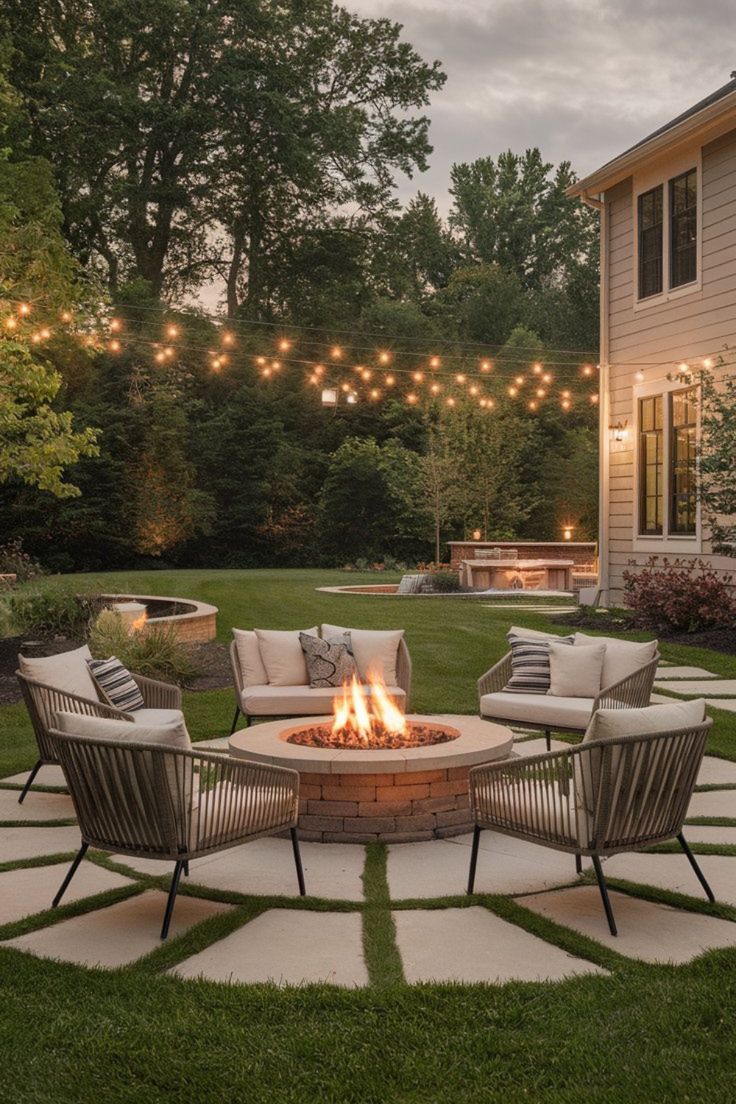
1,734,735,986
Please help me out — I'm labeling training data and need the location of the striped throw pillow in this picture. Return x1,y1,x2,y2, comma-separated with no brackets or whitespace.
86,656,144,712
503,633,573,694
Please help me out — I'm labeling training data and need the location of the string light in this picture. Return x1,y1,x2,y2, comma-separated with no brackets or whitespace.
370,388,380,400
561,399,571,411
446,396,456,407
532,363,543,375
412,371,424,383
154,350,166,363
166,324,179,339
271,360,281,371
341,382,351,392
212,358,222,372
515,375,524,385
278,338,292,352
163,346,175,359
385,374,395,386
702,357,713,369
536,388,546,399
60,310,73,324
31,332,41,344
361,368,372,381
313,364,325,377
331,346,342,359
480,360,492,372
4,317,17,330
407,392,418,404
590,393,599,404
378,351,391,364
18,303,30,316
430,382,441,395
256,356,266,366
508,386,518,397
528,400,538,411
582,364,593,377
40,327,51,340
110,318,123,333
455,373,466,384
262,366,272,378
108,339,121,353
429,356,441,369
542,372,552,384
469,385,479,396
222,331,235,346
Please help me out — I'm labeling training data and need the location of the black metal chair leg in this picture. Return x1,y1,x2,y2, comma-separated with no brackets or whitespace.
183,860,190,877
52,842,89,907
161,861,185,940
544,730,551,752
467,825,482,894
290,828,306,896
592,855,617,936
18,760,43,805
229,706,241,735
575,853,582,875
677,832,715,902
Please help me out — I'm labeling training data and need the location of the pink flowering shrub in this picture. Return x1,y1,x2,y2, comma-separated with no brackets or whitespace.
623,557,736,633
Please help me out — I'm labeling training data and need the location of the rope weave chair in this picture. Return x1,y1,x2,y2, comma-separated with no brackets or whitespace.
16,669,182,804
48,727,304,938
467,720,714,935
228,636,413,734
478,653,661,749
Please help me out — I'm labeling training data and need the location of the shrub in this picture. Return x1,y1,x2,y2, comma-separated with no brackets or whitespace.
0,539,44,586
89,610,200,686
623,557,736,633
429,570,463,593
5,588,102,639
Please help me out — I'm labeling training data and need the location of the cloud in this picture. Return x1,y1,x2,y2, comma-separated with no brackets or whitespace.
346,0,736,209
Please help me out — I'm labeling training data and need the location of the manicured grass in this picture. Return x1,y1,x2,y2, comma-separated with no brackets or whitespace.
2,568,736,1103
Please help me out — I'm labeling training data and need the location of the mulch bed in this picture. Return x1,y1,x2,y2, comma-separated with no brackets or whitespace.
0,635,233,705
552,612,736,656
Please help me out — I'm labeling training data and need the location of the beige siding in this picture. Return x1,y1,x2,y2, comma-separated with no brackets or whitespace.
604,129,736,601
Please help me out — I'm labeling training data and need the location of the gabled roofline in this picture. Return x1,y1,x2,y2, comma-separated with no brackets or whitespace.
567,81,736,199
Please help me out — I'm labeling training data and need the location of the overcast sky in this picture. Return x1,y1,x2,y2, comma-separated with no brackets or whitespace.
348,0,736,210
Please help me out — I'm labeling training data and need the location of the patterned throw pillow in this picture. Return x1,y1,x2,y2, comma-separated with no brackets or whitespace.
86,656,145,712
299,632,356,688
503,632,573,694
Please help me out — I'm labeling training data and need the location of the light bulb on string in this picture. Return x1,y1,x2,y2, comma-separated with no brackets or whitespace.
222,331,235,346
561,389,571,399
331,346,342,359
110,318,123,333
445,396,456,407
40,327,51,340
314,364,325,377
406,392,418,404
590,393,599,404
361,369,372,381
480,360,492,372
18,303,30,316
4,316,17,330
508,386,518,397
378,351,391,365
271,360,281,371
429,356,441,369
412,371,424,383
582,364,593,377
163,347,175,359
532,363,542,375
542,372,552,384
430,382,441,395
702,357,713,369
469,385,479,396
30,332,41,344
166,324,179,339
341,382,351,392
561,399,571,411
455,373,466,384
60,310,73,324
278,338,292,353
515,375,524,385
262,366,272,378
154,350,166,364
370,388,380,400
385,374,395,386
255,356,266,367
536,388,546,399
108,339,121,353
528,400,538,411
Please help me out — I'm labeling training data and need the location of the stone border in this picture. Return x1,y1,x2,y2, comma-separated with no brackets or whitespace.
101,593,218,643
316,584,573,598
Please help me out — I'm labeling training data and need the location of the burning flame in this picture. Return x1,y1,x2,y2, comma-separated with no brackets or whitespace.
130,610,148,633
332,671,406,747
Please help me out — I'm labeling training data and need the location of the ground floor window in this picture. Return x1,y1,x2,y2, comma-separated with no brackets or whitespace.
637,385,698,540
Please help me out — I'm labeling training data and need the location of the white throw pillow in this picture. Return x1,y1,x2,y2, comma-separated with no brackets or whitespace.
232,628,269,686
19,644,98,701
320,624,404,685
254,628,318,687
574,633,658,689
584,698,706,743
548,640,606,698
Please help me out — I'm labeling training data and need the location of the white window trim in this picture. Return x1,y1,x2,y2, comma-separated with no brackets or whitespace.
632,146,702,312
632,376,702,554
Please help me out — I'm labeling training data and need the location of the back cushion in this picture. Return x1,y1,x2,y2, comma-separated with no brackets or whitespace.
254,628,318,686
503,630,574,694
19,644,98,701
584,699,706,743
233,628,269,686
321,624,404,685
87,656,145,712
507,625,567,643
574,633,658,689
549,640,606,698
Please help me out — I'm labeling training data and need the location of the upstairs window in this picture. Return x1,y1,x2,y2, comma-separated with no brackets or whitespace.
670,169,698,289
638,186,663,299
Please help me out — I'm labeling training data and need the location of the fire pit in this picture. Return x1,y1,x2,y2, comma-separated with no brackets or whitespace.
229,676,513,843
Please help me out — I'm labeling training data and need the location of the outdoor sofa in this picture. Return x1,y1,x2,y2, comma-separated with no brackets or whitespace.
229,624,412,732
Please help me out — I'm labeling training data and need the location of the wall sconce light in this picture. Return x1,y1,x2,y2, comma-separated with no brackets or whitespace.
472,529,482,541
562,525,574,541
346,391,358,405
609,420,628,444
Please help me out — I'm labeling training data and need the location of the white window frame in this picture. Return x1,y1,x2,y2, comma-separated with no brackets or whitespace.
632,376,702,553
632,147,702,311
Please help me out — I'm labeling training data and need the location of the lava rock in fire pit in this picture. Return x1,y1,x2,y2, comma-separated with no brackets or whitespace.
285,721,460,751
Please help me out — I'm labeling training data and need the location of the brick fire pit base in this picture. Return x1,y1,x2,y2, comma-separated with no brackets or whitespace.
229,714,513,843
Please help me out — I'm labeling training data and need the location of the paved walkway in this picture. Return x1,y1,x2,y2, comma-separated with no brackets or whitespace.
1,713,735,986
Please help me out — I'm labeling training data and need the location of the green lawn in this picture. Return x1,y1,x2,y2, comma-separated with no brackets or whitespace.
1,568,736,1103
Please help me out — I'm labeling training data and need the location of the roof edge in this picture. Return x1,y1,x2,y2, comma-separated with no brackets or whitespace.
567,85,736,200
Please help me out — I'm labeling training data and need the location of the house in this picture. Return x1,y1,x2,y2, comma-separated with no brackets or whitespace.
567,77,736,604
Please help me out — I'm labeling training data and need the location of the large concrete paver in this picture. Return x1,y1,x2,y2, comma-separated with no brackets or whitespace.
6,890,230,967
603,853,736,906
172,909,368,987
0,788,75,823
0,826,81,864
656,680,736,697
1,766,67,789
518,885,736,963
654,667,719,680
0,861,132,927
394,906,605,983
698,756,736,786
681,825,736,845
387,834,586,900
706,700,736,715
688,790,736,819
111,838,366,900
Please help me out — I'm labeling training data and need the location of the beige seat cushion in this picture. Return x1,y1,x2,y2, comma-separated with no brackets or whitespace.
241,683,406,716
480,691,595,729
232,629,269,686
190,780,296,850
574,633,658,688
19,644,98,701
548,640,606,698
254,628,318,686
320,624,404,685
